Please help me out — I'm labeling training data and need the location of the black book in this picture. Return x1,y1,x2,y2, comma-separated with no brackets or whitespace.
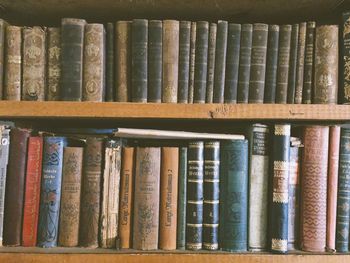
286,24,299,104
105,23,115,101
178,21,191,103
206,23,217,103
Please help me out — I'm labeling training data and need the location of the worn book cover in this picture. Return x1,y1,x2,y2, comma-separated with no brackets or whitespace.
178,21,191,103
46,27,61,101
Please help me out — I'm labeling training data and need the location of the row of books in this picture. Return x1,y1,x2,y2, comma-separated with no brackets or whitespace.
0,125,349,253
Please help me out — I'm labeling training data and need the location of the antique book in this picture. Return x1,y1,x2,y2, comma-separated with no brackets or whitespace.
220,139,248,251
275,25,292,104
205,23,217,103
286,24,299,104
213,21,228,103
79,137,104,248
133,147,161,250
60,18,86,101
148,20,162,103
37,137,67,248
159,147,179,250
248,23,268,103
193,21,209,104
327,126,340,252
58,147,83,247
119,146,134,249
162,20,179,103
270,124,291,253
300,126,329,252
177,146,187,249
131,19,148,103
203,141,220,250
22,137,43,247
186,141,204,250
248,124,270,251
100,139,122,248
293,23,306,104
0,20,7,99
3,128,30,246
263,25,280,103
237,24,253,103
46,27,61,101
22,26,46,101
188,22,196,103
105,23,114,101
343,12,350,103
224,23,241,104
115,21,131,102
177,21,191,103
313,25,338,104
4,26,22,101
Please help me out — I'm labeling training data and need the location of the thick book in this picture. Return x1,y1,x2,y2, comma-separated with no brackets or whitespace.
37,136,67,248
343,12,350,103
133,147,161,250
178,21,191,103
206,23,217,103
293,23,306,104
286,24,299,104
177,146,187,249
300,126,329,252
58,147,83,247
0,20,7,99
188,22,196,103
46,27,61,101
22,26,46,101
60,18,86,101
22,137,43,247
106,23,114,101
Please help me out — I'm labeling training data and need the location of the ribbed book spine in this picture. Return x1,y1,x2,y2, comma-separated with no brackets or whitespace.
178,21,191,103
286,24,299,104
294,23,306,104
106,23,114,101
177,147,187,249
46,27,61,101
343,12,350,104
206,23,217,103
188,22,196,103
0,20,7,99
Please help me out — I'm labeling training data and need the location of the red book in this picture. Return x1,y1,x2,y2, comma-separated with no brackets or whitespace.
22,137,43,247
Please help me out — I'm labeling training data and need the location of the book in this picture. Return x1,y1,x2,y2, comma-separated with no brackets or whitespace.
293,23,306,104
46,27,61,101
206,23,217,103
343,12,350,104
178,21,191,103
0,20,7,99
177,146,187,249
286,24,299,104
105,23,114,102
188,22,196,103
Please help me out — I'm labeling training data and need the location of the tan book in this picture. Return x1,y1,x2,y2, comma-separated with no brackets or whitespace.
47,27,61,101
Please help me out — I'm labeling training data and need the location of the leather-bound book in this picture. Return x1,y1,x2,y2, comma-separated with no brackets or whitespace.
3,128,31,246
275,25,292,104
22,26,46,101
293,23,306,104
119,146,134,249
4,26,22,101
115,21,131,102
148,20,162,103
263,25,279,103
203,141,220,250
188,22,196,103
177,146,187,249
248,124,270,251
133,147,161,250
178,21,191,103
313,25,338,104
186,141,204,250
60,18,86,101
46,27,61,101
22,137,43,247
213,21,228,103
0,20,8,99
162,20,179,103
58,147,83,247
105,23,114,101
79,137,103,248
248,23,268,103
237,24,253,103
159,147,179,250
206,23,217,103
220,139,248,252
270,124,290,253
37,137,67,248
327,126,340,252
193,21,208,104
300,126,329,252
343,12,350,104
224,23,241,104
286,24,299,104
131,19,148,103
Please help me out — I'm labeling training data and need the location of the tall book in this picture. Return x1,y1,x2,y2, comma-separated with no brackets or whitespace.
133,147,161,250
37,137,67,248
343,12,350,104
105,23,114,101
46,27,61,101
188,22,196,103
0,20,7,99
60,18,86,101
293,23,306,104
177,146,187,249
286,24,299,104
178,21,191,103
206,23,217,103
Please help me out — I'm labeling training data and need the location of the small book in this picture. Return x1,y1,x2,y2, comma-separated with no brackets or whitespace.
206,23,217,103
46,27,61,101
188,22,196,103
286,24,299,104
105,23,115,102
293,23,306,104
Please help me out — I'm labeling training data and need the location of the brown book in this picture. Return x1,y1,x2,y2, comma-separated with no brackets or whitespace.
159,147,179,250
188,22,196,103
59,147,83,247
133,147,161,250
294,22,306,104
313,25,338,104
0,19,8,99
46,27,61,101
300,126,329,252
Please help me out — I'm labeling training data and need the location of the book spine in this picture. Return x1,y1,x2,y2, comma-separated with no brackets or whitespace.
343,12,350,104
46,27,61,101
178,21,191,103
286,24,299,104
270,124,291,253
188,22,196,103
206,23,217,103
263,25,280,103
213,21,228,103
224,23,241,103
177,146,187,249
133,147,161,250
162,20,179,103
60,18,86,101
58,147,83,247
248,124,270,251
203,141,220,250
159,147,179,250
186,141,204,250
248,23,268,103
300,126,329,252
0,20,7,99
237,24,253,103
293,23,306,104
105,23,114,101
22,137,43,247
193,21,208,104
37,136,67,248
